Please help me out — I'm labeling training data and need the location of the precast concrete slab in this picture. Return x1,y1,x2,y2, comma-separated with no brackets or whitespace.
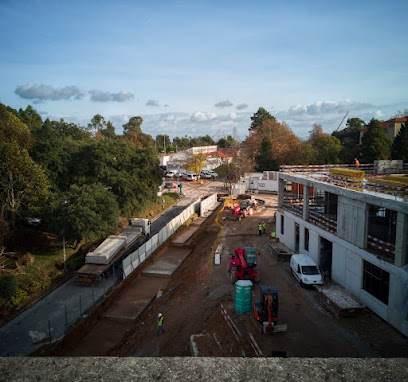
172,217,206,246
103,277,168,322
142,247,192,277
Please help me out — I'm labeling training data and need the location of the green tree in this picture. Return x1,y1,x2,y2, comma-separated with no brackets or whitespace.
332,118,365,163
217,135,239,148
312,135,341,164
391,123,408,161
361,118,392,163
100,121,116,138
0,103,32,149
51,183,120,250
123,116,143,135
17,105,43,134
249,107,275,131
155,134,171,153
0,275,18,300
70,139,162,216
255,138,279,171
172,136,190,151
0,143,50,227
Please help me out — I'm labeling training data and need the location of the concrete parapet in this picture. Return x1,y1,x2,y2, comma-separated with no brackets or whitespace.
1,358,407,381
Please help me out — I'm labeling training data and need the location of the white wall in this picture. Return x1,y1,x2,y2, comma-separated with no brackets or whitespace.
200,193,218,217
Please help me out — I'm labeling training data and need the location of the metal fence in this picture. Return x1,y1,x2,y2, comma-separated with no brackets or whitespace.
122,198,201,278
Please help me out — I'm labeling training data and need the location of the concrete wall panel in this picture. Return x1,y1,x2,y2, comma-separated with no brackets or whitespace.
337,196,366,248
332,243,346,285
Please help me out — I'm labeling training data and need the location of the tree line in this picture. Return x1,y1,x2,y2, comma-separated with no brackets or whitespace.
0,104,163,250
245,107,408,172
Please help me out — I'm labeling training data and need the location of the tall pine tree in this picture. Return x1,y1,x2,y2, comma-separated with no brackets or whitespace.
255,138,279,171
391,122,408,161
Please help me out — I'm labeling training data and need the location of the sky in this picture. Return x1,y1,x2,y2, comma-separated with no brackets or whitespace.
1,0,407,141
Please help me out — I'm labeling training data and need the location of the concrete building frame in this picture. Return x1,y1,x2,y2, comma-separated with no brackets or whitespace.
276,172,408,337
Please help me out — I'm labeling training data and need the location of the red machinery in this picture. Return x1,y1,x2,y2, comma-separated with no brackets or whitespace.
253,285,287,334
228,248,260,284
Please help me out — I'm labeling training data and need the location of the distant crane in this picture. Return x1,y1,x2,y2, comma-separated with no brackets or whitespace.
335,111,349,132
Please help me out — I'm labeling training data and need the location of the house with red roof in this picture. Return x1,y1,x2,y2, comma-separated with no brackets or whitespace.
359,117,407,144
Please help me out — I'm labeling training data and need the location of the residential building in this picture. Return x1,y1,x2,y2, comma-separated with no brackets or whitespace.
360,117,407,143
275,171,408,336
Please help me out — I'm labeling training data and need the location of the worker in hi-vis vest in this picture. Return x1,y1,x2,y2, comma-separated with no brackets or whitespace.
258,223,262,236
262,221,266,234
271,231,276,239
157,313,165,336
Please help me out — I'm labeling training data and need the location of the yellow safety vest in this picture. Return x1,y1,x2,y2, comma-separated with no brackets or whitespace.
258,224,262,230
158,316,163,326
271,231,276,238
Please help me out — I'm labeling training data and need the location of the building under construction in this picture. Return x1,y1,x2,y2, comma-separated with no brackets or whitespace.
276,163,408,337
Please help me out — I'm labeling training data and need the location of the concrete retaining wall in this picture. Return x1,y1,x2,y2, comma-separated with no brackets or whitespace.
122,199,201,279
200,193,217,217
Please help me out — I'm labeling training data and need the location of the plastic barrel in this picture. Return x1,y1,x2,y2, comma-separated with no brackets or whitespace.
235,280,252,314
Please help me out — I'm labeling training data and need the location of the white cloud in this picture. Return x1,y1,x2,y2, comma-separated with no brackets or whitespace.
191,111,217,122
275,99,387,137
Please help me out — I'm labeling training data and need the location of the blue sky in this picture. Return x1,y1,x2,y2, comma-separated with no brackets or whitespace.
1,0,407,140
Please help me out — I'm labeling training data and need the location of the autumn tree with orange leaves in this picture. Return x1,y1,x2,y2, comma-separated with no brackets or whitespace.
244,118,302,168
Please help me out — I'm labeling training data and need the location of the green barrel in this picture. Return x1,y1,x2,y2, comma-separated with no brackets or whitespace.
235,280,252,314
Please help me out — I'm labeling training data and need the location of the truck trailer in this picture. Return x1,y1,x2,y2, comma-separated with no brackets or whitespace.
74,218,151,284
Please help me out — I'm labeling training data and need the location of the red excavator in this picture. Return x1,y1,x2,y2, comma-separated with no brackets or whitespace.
228,248,260,284
253,285,287,334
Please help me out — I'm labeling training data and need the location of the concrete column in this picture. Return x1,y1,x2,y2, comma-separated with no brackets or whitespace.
278,178,285,208
303,185,310,221
394,212,408,267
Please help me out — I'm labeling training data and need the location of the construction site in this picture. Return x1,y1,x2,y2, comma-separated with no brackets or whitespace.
34,172,408,358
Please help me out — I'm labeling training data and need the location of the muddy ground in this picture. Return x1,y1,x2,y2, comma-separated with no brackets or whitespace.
50,194,408,357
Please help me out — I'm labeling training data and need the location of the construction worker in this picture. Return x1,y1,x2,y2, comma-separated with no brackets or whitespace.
271,231,276,239
258,222,262,236
157,313,165,336
354,158,360,169
262,221,266,234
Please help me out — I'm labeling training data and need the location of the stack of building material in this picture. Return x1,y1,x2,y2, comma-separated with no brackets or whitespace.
329,168,365,181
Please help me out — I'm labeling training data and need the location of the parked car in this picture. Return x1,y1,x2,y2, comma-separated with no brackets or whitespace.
164,181,174,189
208,170,218,178
200,170,212,179
186,174,198,181
290,254,323,287
165,170,178,178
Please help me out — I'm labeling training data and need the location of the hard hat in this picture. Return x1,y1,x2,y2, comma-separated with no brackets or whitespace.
158,313,162,317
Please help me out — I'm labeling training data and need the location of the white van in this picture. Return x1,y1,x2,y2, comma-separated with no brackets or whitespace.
290,254,323,287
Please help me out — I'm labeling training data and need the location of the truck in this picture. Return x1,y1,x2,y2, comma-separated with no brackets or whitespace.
74,218,151,284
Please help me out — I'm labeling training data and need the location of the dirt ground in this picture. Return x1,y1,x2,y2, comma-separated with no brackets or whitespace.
51,194,408,357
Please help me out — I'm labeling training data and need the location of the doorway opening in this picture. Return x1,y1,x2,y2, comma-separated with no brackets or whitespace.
320,237,333,277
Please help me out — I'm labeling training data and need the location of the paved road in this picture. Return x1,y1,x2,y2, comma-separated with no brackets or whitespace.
0,180,224,356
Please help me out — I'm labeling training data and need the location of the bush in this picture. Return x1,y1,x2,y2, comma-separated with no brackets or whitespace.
0,274,18,300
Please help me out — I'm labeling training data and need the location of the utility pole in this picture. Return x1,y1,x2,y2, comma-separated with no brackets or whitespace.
164,136,166,154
